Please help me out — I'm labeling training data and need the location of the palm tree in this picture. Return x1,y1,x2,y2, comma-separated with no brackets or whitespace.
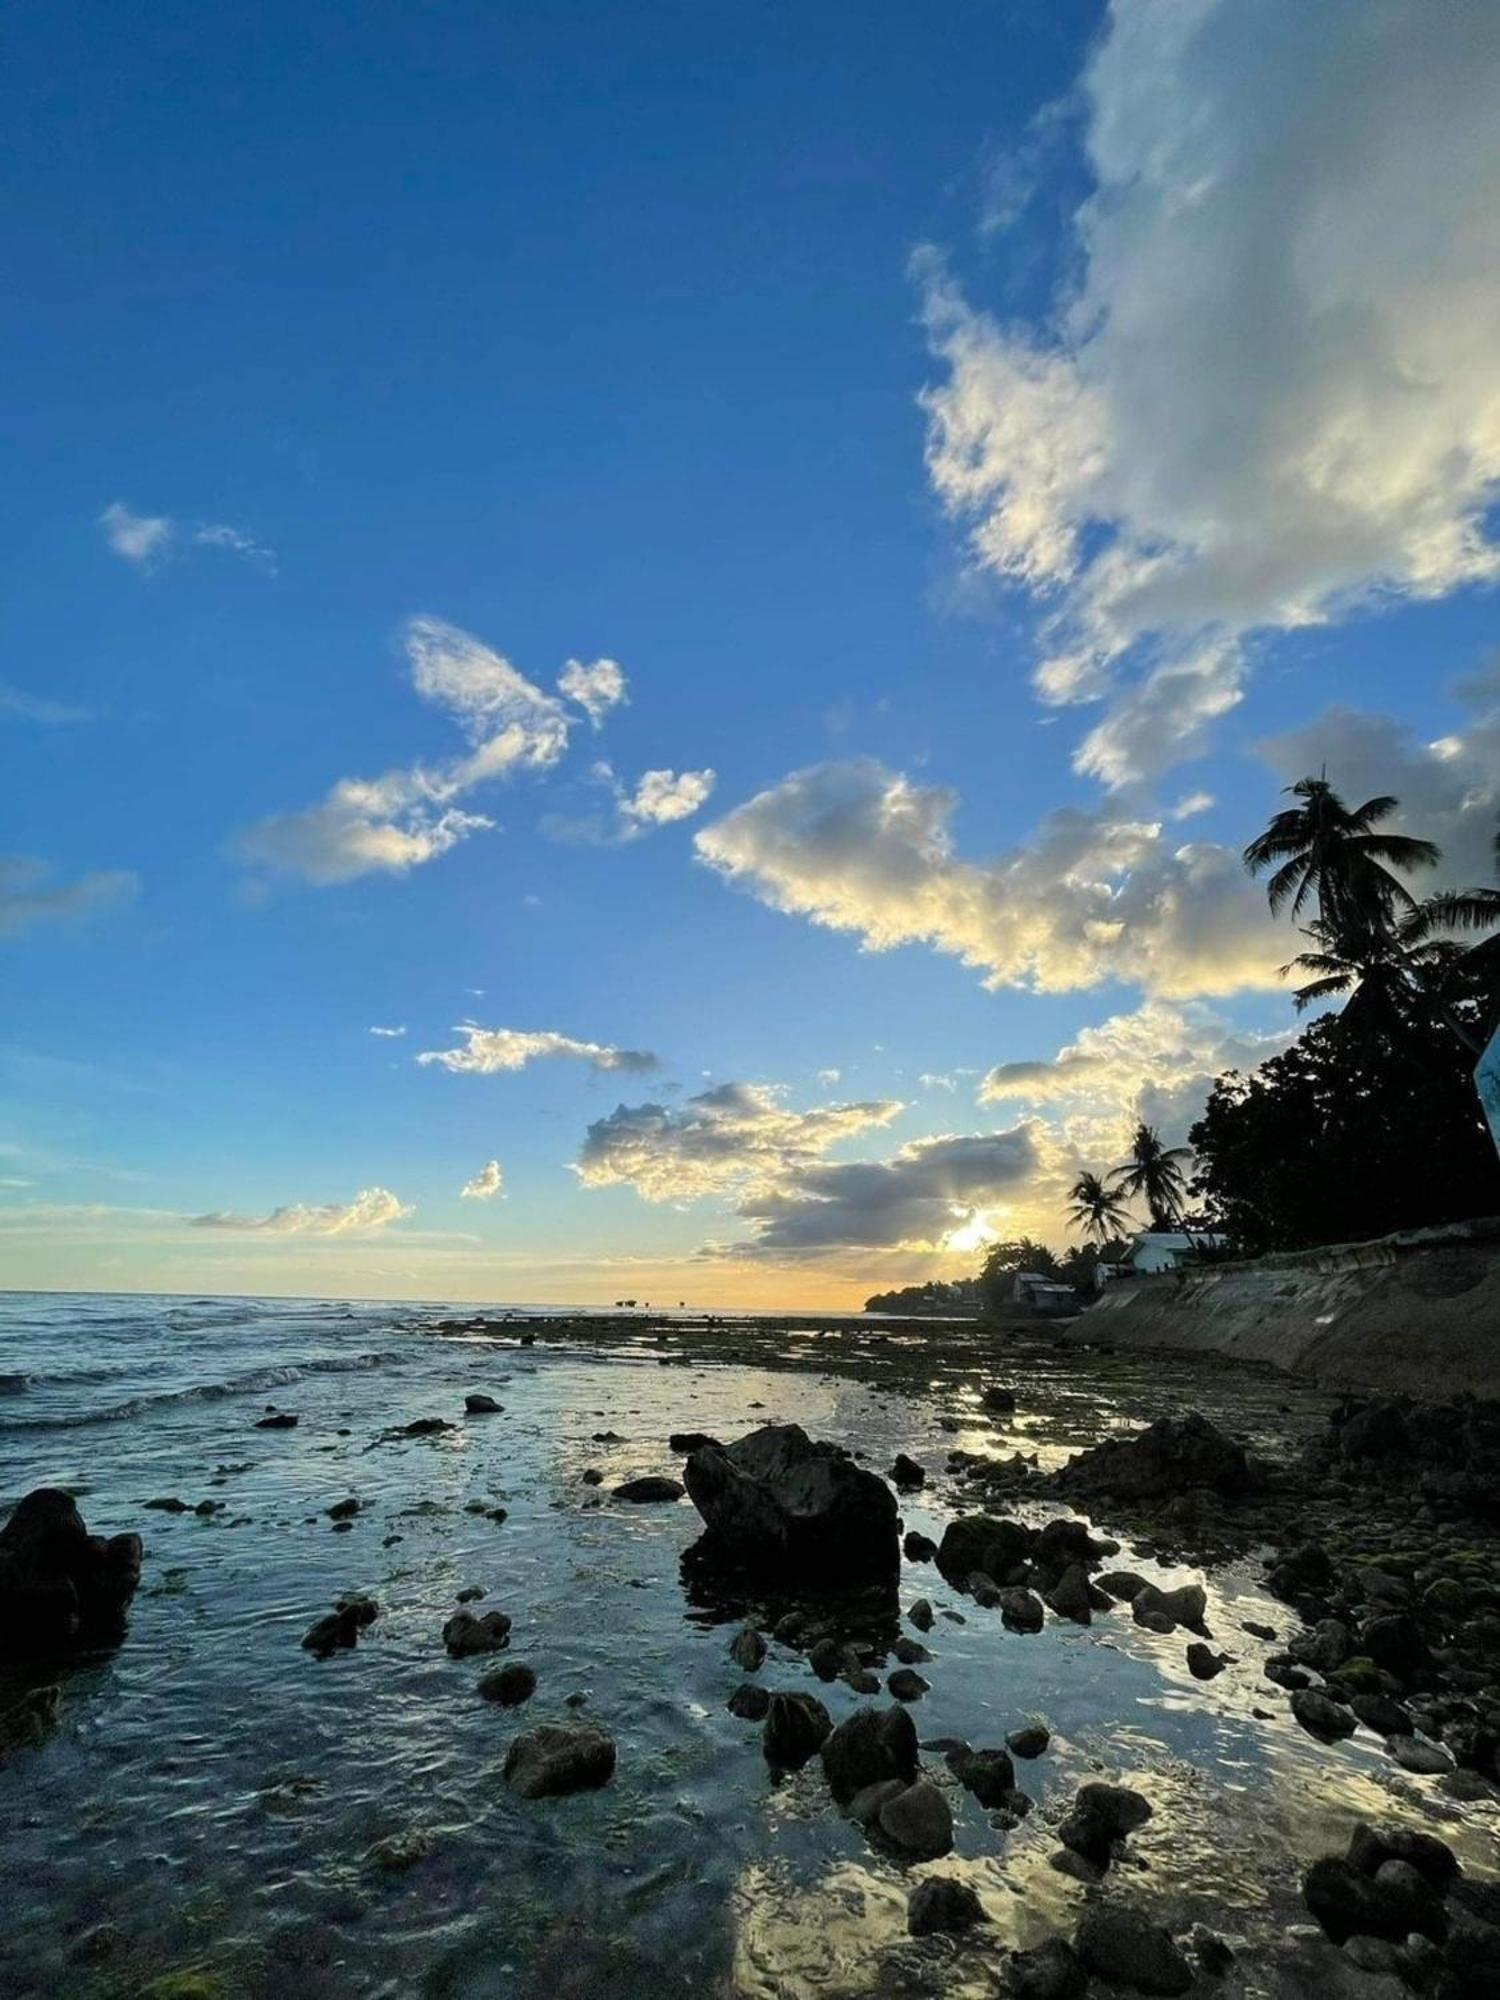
1399,815,1500,1018
1066,1170,1131,1246
1243,774,1439,944
1111,1123,1190,1231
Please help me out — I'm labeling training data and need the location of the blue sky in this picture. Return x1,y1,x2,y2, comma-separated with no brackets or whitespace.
4,1,1499,1305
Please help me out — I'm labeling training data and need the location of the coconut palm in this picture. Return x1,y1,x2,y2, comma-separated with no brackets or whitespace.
1065,1171,1132,1247
1111,1123,1190,1231
1243,774,1439,942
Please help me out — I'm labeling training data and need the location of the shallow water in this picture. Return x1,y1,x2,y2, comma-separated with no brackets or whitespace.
0,1292,1495,1999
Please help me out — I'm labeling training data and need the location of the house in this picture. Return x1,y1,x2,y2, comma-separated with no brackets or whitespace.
1012,1270,1078,1314
1123,1230,1228,1275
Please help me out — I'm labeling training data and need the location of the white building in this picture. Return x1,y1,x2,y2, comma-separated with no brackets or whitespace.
1124,1230,1228,1274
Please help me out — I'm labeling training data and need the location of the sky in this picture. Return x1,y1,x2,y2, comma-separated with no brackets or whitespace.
3,0,1499,1309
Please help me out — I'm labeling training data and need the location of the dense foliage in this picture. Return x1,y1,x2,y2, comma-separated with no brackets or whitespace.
863,1278,981,1314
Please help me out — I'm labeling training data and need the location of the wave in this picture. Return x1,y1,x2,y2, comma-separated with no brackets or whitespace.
0,1349,407,1433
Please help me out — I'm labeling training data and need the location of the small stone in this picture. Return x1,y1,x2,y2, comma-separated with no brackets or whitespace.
887,1668,929,1701
1186,1642,1225,1680
1007,1723,1050,1759
478,1662,536,1706
255,1412,297,1430
889,1453,926,1490
908,1597,935,1631
893,1635,931,1665
503,1722,615,1797
1074,1908,1193,1995
367,1827,433,1871
903,1531,937,1563
999,1587,1045,1633
464,1393,503,1414
982,1386,1016,1413
727,1682,770,1721
1290,1688,1357,1739
807,1637,842,1681
1386,1734,1454,1774
326,1498,360,1521
950,1745,1015,1807
581,1469,605,1486
730,1625,766,1671
762,1690,832,1769
145,1497,190,1513
876,1778,953,1859
907,1876,985,1937
613,1475,684,1503
442,1609,511,1657
1007,1937,1087,1999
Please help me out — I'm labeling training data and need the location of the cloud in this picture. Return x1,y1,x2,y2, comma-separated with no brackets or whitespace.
99,502,172,565
418,1025,661,1078
369,1025,406,1038
237,617,570,885
576,1081,904,1203
695,757,1281,999
187,1185,412,1234
461,1158,504,1200
0,856,138,938
919,0,1500,783
100,502,274,571
558,657,629,727
816,1067,842,1086
729,1125,1047,1256
919,1072,957,1092
542,761,716,845
0,683,94,725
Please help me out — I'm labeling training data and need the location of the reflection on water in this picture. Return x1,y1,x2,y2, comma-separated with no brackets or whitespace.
0,1293,1495,1997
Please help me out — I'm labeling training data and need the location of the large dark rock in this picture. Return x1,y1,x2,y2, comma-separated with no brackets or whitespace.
613,1475,685,1503
0,1489,142,1661
935,1514,1032,1585
683,1425,898,1587
762,1690,832,1769
821,1703,918,1803
1303,1855,1419,1943
1058,1412,1258,1500
908,1876,986,1937
1074,1909,1192,1995
1057,1781,1152,1869
503,1722,615,1797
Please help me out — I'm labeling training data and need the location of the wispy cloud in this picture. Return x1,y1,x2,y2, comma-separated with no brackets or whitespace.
0,683,94,725
187,1185,411,1234
418,1024,660,1078
369,1025,407,1039
557,657,629,727
542,760,716,845
0,856,138,939
460,1158,504,1200
100,501,275,572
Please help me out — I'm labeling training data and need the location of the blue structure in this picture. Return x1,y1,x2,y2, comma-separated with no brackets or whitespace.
1478,1022,1500,1158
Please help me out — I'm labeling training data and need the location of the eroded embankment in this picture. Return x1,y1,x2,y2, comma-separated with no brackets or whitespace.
1071,1221,1500,1399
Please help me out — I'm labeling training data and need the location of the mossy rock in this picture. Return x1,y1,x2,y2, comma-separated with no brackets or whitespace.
142,1970,227,2000
1332,1655,1381,1693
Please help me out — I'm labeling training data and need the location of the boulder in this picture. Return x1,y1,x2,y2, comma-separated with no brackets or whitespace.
887,1668,929,1701
613,1475,685,1503
1291,1688,1357,1740
1007,1938,1088,1999
464,1393,503,1415
255,1412,298,1429
669,1431,722,1453
727,1682,770,1721
0,1489,143,1661
302,1595,378,1658
443,1609,511,1657
1304,1857,1405,1943
950,1745,1015,1808
983,1386,1017,1413
503,1722,616,1798
1007,1723,1050,1759
999,1587,1046,1633
907,1877,986,1937
1130,1580,1208,1634
478,1662,536,1706
889,1453,926,1490
762,1690,832,1769
903,1531,937,1563
683,1425,898,1587
908,1597,935,1631
1059,1411,1257,1500
876,1778,953,1859
1057,1781,1151,1867
1045,1565,1093,1624
1186,1642,1225,1680
936,1514,1032,1586
820,1703,918,1803
1074,1909,1192,1995
729,1625,766,1672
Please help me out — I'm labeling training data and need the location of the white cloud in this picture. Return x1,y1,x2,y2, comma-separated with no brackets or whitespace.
0,683,93,725
695,757,1282,999
237,617,570,885
417,1024,660,1077
0,856,138,938
919,1072,957,1092
99,502,172,565
101,502,275,571
816,1067,842,1086
542,760,716,845
558,657,629,727
461,1158,504,1200
919,0,1500,783
369,1025,407,1038
576,1081,904,1203
187,1185,412,1234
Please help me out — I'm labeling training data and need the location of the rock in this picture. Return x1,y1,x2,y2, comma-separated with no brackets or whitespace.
729,1625,766,1672
1006,1938,1088,1999
820,1703,918,1803
503,1722,616,1797
1098,1570,1149,1600
847,1777,907,1826
951,1745,1015,1808
394,1417,453,1437
936,1514,1032,1586
1267,1540,1335,1606
903,1530,937,1563
144,1497,190,1513
255,1412,298,1429
456,1585,484,1603
983,1386,1017,1413
1060,1411,1258,1501
367,1827,433,1871
893,1635,931,1664
1371,1859,1448,1942
683,1424,898,1587
1130,1580,1208,1633
0,1489,143,1660
669,1431,721,1453
1343,1935,1403,1976
613,1475,685,1503
807,1637,843,1681
1189,1928,1235,1976
994,1586,1044,1633
889,1453,926,1489
1339,1403,1409,1459
1291,1689,1357,1739
1381,1827,1460,1890
727,1682,770,1721
478,1662,536,1706
1304,1856,1408,1943
1360,1613,1430,1680
908,1597,935,1631
1291,1617,1350,1673
442,1609,511,1657
1349,1692,1413,1736
908,1876,986,1937
1074,1908,1193,1995
1186,1642,1225,1680
1386,1733,1454,1774
1057,1782,1152,1867
762,1690,832,1769
326,1498,360,1521
887,1668,929,1701
464,1393,503,1414
876,1778,953,1859
1045,1564,1093,1624
301,1596,378,1657
580,1468,604,1486
1007,1723,1050,1759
